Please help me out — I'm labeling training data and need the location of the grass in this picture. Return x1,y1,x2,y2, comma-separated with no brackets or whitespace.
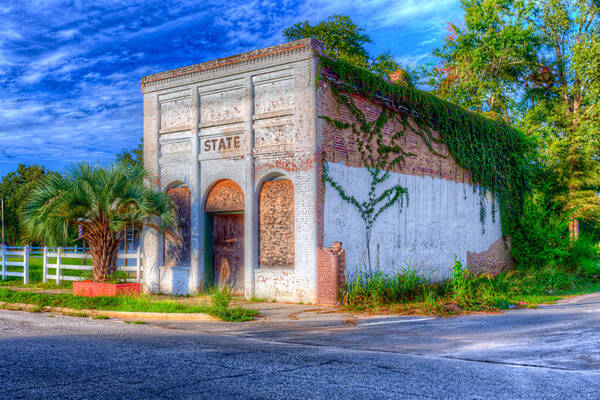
0,287,259,322
248,296,268,303
342,259,600,316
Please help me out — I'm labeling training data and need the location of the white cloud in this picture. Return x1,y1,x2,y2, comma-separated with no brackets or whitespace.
0,0,462,175
396,52,431,67
55,28,78,40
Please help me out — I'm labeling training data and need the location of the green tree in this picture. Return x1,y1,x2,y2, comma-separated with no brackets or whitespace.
22,162,174,281
116,138,143,166
0,164,48,245
430,0,600,232
283,15,414,84
283,15,372,68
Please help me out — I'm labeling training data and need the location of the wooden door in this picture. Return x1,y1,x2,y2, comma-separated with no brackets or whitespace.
213,214,244,294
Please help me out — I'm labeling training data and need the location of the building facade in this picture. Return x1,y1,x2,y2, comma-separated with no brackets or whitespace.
141,38,512,303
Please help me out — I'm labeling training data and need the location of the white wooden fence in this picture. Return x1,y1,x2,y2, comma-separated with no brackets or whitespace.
0,245,142,284
1,245,30,284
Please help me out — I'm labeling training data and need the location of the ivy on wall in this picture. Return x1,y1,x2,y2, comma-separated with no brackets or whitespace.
319,56,531,240
320,84,412,271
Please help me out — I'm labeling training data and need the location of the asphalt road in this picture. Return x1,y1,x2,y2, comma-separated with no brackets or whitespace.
0,293,599,399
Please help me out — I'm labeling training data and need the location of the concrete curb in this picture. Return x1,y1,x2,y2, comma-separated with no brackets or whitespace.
94,310,220,321
0,302,220,322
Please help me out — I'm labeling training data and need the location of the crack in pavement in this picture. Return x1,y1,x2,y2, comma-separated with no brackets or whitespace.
215,333,600,374
436,355,596,372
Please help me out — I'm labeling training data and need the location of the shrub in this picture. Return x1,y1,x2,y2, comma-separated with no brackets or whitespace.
566,234,600,276
511,191,571,270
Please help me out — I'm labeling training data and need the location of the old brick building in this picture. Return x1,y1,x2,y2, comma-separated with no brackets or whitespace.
141,38,512,303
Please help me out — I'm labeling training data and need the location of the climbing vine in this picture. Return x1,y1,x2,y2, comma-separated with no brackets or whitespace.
320,84,415,271
318,56,531,240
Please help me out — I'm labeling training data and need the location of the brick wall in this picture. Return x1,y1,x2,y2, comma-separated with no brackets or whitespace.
317,242,345,305
318,81,512,277
318,82,471,183
467,237,513,275
259,179,295,268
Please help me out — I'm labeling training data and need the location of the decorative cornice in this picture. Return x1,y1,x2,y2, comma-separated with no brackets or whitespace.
141,38,322,93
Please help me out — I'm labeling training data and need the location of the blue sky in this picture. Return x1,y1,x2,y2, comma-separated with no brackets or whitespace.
0,0,462,176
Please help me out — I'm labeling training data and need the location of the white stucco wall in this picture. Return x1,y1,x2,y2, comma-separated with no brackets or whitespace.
323,162,502,280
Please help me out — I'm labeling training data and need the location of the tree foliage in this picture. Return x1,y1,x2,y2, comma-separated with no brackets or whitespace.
283,14,415,84
22,162,174,281
116,139,143,166
430,0,600,227
0,164,48,245
319,56,531,236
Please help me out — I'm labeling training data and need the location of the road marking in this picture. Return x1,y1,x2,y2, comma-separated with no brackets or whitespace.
358,318,434,326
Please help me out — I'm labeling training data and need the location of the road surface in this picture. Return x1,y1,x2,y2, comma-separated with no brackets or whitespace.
0,293,599,399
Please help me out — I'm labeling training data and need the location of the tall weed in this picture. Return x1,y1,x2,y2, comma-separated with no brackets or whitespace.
343,267,425,309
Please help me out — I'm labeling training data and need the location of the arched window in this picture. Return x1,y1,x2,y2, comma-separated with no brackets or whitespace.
259,177,294,269
164,182,191,266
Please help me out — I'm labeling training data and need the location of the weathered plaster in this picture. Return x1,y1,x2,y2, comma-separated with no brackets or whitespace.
323,162,503,280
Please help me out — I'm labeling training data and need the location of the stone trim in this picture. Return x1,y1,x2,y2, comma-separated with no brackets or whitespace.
141,38,318,92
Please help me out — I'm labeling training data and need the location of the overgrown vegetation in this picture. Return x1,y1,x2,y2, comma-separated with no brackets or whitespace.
319,56,532,236
430,0,600,233
343,252,600,315
281,12,600,314
0,287,258,322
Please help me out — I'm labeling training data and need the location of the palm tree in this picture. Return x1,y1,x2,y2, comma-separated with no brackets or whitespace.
22,162,175,282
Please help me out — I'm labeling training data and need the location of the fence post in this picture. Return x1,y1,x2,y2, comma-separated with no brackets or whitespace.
1,244,5,281
56,247,62,285
136,246,142,282
23,245,29,284
42,246,48,283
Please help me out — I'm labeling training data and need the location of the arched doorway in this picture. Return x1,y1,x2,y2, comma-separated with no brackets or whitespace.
164,183,191,267
205,180,244,293
259,177,294,269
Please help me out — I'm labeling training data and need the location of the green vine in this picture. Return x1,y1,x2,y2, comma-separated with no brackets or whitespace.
320,85,414,271
318,56,531,237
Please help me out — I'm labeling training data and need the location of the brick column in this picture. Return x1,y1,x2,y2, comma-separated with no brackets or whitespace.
316,241,345,305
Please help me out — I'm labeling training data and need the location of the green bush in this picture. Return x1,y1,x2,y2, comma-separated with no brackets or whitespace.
566,234,600,276
511,191,571,270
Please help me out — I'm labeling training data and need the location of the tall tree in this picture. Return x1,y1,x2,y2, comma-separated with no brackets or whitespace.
283,15,372,68
430,0,600,232
283,15,415,84
0,164,48,245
